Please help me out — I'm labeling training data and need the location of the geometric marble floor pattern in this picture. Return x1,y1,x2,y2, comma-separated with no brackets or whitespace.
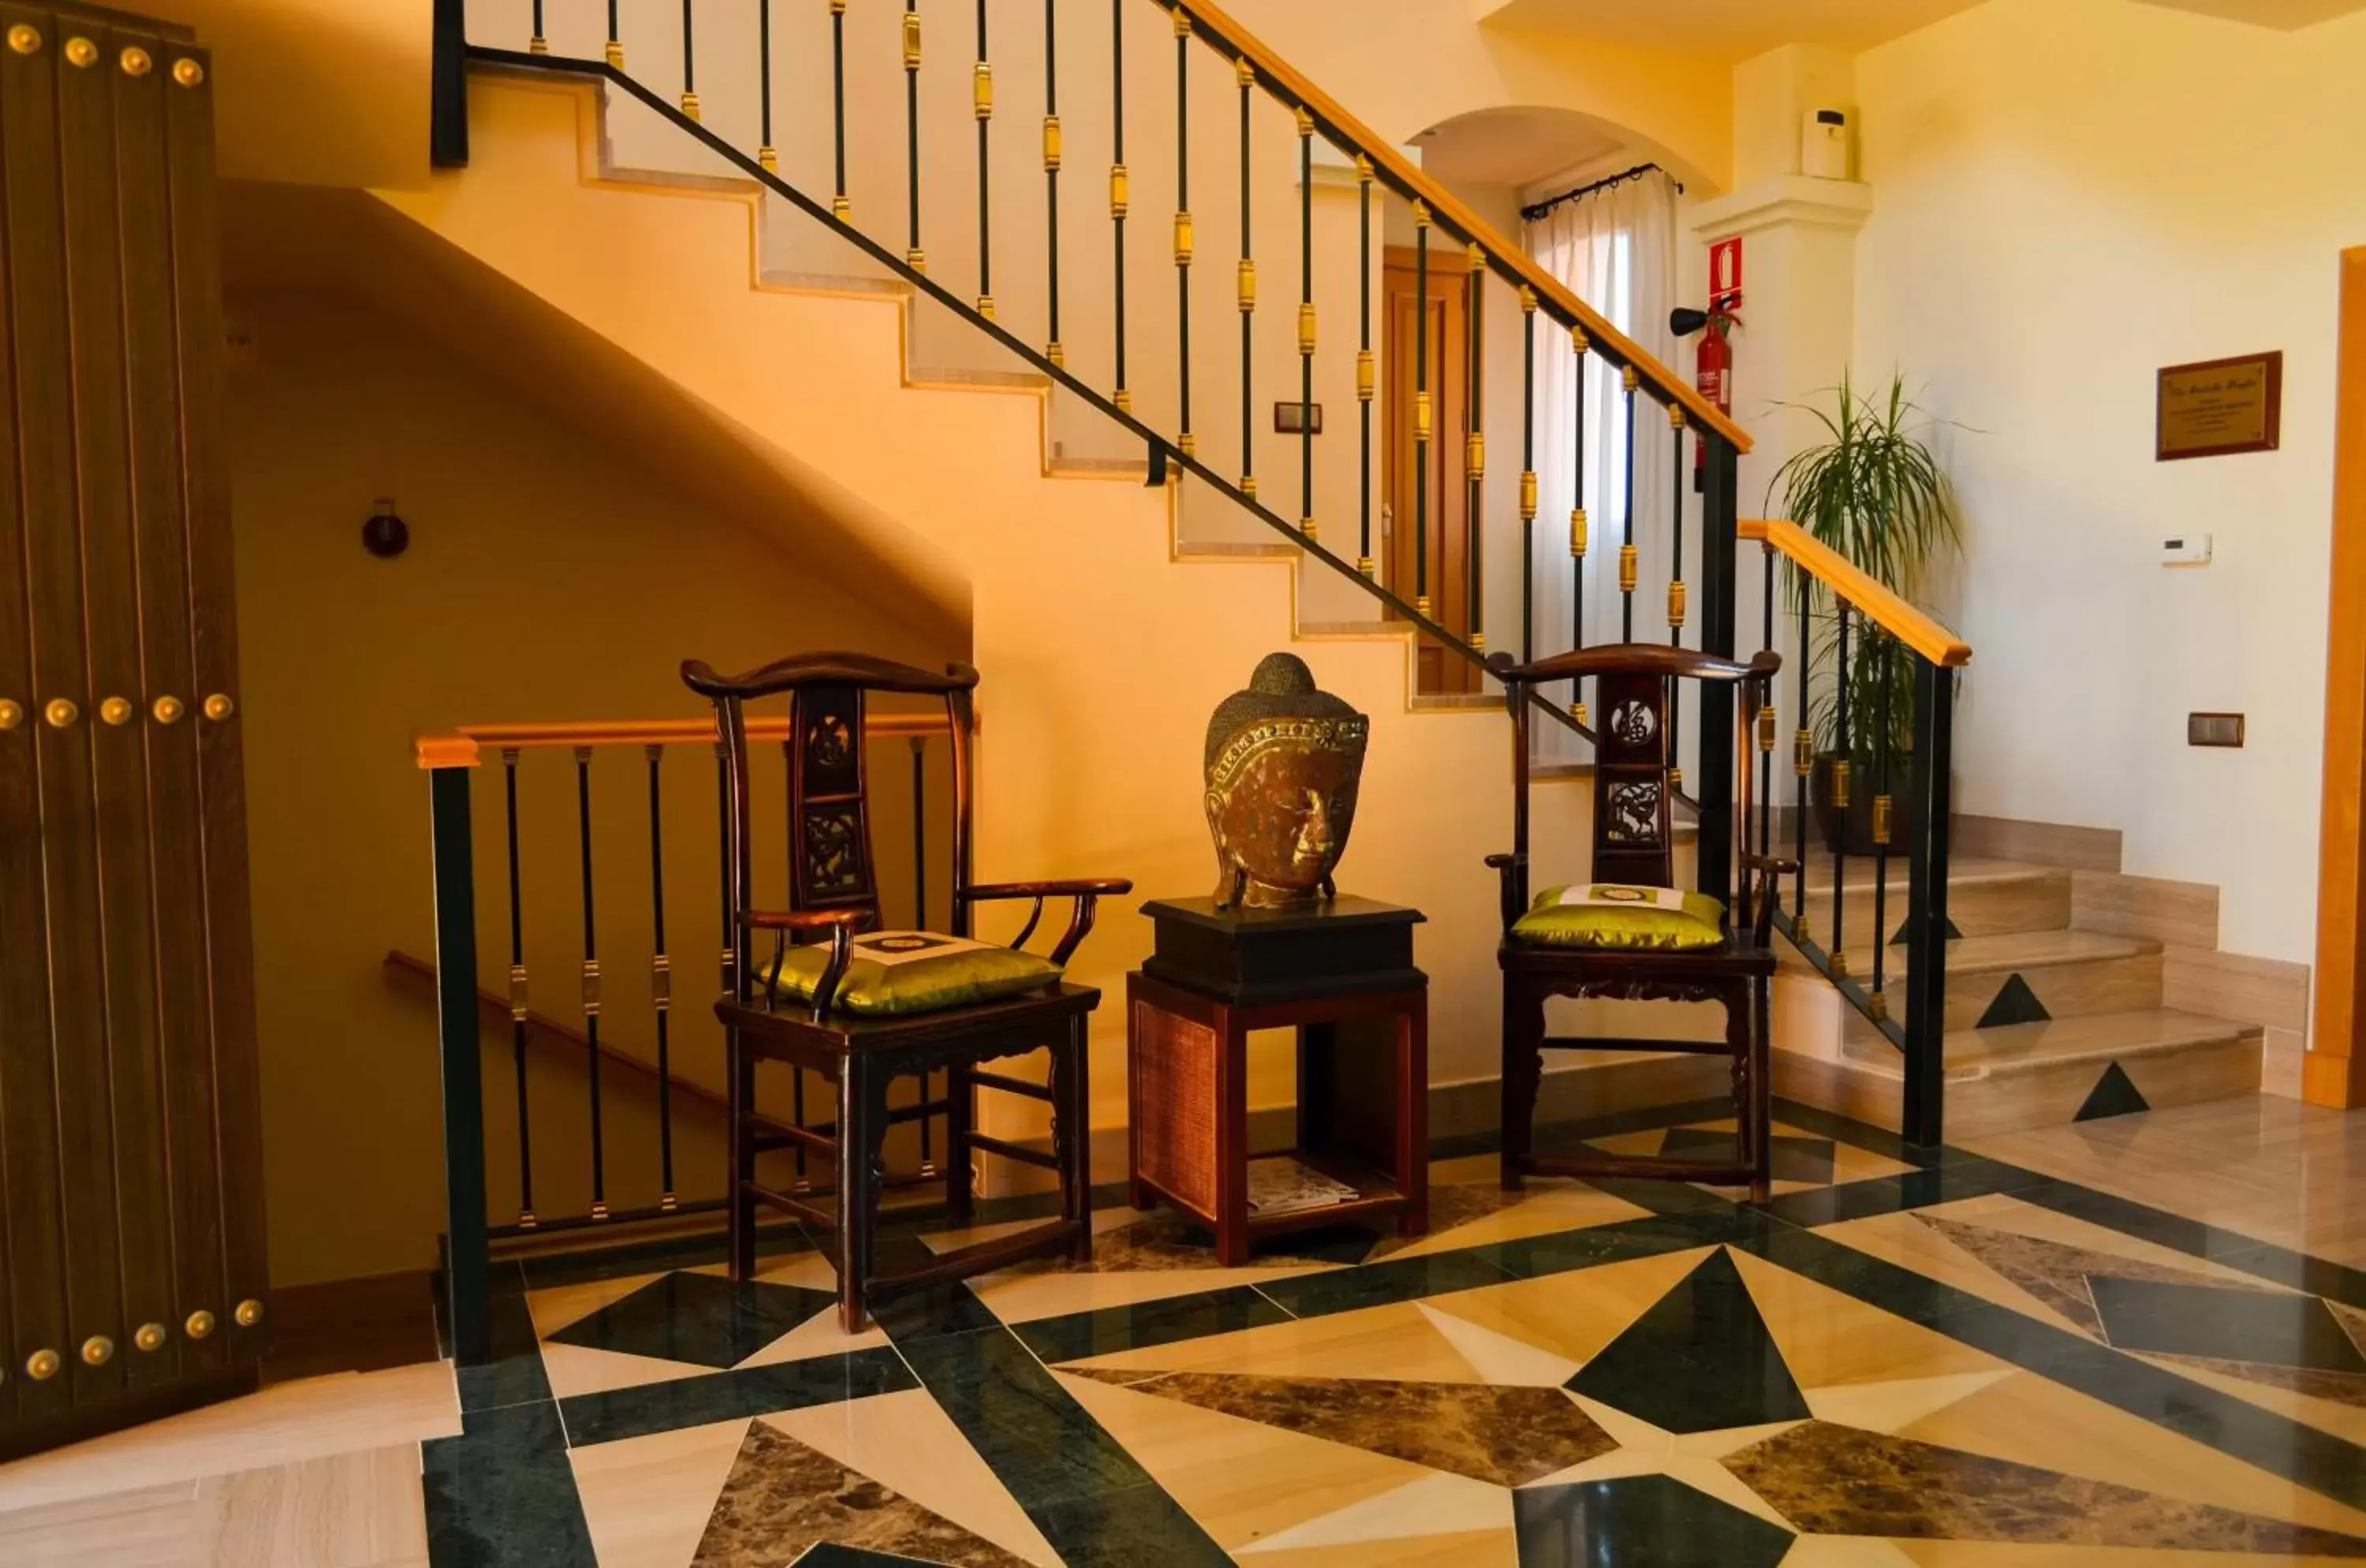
36,1097,2345,1566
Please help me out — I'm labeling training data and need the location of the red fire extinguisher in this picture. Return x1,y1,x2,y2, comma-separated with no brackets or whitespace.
1672,301,1741,488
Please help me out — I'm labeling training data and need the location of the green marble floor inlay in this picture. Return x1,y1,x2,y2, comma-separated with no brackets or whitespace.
1563,1247,1812,1434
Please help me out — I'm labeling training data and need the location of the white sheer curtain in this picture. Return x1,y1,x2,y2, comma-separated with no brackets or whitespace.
1525,171,1679,764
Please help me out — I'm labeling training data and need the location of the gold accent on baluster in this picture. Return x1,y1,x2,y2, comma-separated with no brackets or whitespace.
1670,765,1683,791
46,698,77,729
1621,365,1639,393
26,1349,59,1380
1415,595,1432,616
1114,387,1133,413
1357,557,1375,577
1294,106,1312,138
1520,470,1538,521
203,693,233,721
1868,988,1890,1022
1297,301,1316,355
832,194,852,221
64,35,95,67
1618,544,1638,594
582,958,603,1018
1796,728,1813,776
234,1299,263,1328
1353,153,1371,184
1571,700,1590,726
680,91,700,121
185,1309,215,1339
529,32,548,54
1239,475,1258,499
1829,949,1851,979
153,695,183,724
135,1323,166,1353
1414,390,1431,442
509,962,529,1022
592,1200,611,1222
81,1335,113,1365
1178,431,1196,457
1356,349,1375,401
1570,508,1588,558
519,1209,538,1230
1470,631,1487,651
1301,517,1317,540
1043,114,1061,170
758,147,778,173
1411,199,1430,229
976,295,995,320
1237,257,1256,312
973,59,992,118
1465,431,1485,480
1519,284,1536,315
1467,241,1484,274
1234,55,1253,88
1758,704,1777,752
605,38,625,69
100,696,132,726
1173,9,1190,36
6,24,39,53
903,9,922,69
1668,579,1687,629
1571,323,1589,355
1670,404,1686,431
1831,758,1853,809
1173,211,1192,267
1110,163,1128,218
1047,341,1065,368
660,1192,679,1212
1873,794,1894,847
907,248,926,274
1794,913,1814,946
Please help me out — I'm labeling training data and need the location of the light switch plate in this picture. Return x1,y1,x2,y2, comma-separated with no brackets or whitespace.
2162,532,2213,566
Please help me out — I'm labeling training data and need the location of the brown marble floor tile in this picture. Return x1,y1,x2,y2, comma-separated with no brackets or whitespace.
1911,1213,2265,1335
691,1421,1031,1567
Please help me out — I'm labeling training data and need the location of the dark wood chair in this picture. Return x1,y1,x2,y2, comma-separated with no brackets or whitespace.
682,652,1131,1331
1485,644,1793,1203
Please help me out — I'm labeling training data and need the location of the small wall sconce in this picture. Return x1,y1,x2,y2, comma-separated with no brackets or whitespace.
362,498,409,559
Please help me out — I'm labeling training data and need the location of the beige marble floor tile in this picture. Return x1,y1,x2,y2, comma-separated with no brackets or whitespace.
1054,1368,1431,1551
2130,1351,2366,1447
1802,1371,2014,1435
539,1338,719,1401
1905,1193,2293,1291
524,1271,663,1338
1382,1181,1654,1260
767,1388,1059,1566
1895,1369,2366,1541
568,1415,749,1568
1730,1247,2011,1388
202,1445,428,1568
1413,1303,1582,1387
1808,1212,2094,1335
0,1362,459,1514
924,1206,1340,1325
0,1479,212,1568
1778,1538,1920,1566
735,1305,892,1368
1230,1471,1513,1558
1061,1300,1486,1381
1231,1525,1519,1566
1413,1247,1714,1371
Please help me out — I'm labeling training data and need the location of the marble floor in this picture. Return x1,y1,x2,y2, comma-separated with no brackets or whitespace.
7,1094,2366,1566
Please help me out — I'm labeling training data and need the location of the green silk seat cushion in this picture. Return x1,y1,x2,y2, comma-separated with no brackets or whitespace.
761,929,1061,1016
1510,884,1729,952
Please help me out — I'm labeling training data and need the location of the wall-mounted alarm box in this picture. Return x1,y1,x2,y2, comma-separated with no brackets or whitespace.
2161,533,2213,566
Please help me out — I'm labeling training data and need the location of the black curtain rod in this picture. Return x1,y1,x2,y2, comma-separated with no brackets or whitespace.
1519,162,1680,224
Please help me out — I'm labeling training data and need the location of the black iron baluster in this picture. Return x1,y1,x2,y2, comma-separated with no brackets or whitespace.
606,0,621,67
1044,0,1062,366
1830,599,1853,978
1110,0,1127,411
831,0,851,219
1760,542,1778,865
1297,105,1315,540
680,0,698,118
1237,57,1255,499
1519,286,1536,660
1413,201,1430,616
1872,632,1894,1022
1793,581,1811,928
576,747,608,1219
1569,323,1588,725
646,746,677,1210
906,0,925,272
1668,403,1685,791
782,738,810,1187
1357,155,1373,577
530,0,547,54
1174,9,1192,457
759,1,776,170
427,763,487,1364
1465,244,1486,650
1904,658,1955,1146
1619,365,1637,641
502,749,534,1229
975,0,993,318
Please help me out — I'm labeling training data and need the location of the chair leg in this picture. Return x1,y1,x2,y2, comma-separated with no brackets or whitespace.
726,1029,757,1282
1501,982,1543,1192
943,1064,975,1226
1752,975,1774,1204
835,1057,887,1333
1053,1021,1095,1264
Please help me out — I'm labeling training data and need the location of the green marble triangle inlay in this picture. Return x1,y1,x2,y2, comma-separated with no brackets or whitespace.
1563,1247,1812,1434
1890,913,1964,946
1976,972,2051,1030
2075,1061,2149,1122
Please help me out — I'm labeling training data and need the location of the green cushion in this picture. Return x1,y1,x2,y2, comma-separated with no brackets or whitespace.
1511,884,1729,951
760,930,1061,1016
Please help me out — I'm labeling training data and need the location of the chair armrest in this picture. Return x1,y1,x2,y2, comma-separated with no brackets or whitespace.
737,910,859,1025
1484,853,1524,931
1737,855,1797,948
957,879,1134,965
1740,853,1802,877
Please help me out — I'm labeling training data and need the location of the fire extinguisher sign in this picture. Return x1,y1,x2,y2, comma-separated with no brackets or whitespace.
1709,236,1743,312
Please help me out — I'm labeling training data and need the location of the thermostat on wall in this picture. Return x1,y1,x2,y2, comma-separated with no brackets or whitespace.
2161,532,2213,566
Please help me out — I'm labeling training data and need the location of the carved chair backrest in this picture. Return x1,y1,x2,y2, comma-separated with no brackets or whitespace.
683,653,980,1001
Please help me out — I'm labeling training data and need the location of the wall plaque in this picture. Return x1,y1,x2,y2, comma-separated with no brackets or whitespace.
2157,351,2282,461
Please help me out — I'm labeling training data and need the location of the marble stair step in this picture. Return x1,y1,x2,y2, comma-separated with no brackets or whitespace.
1789,856,2071,942
1802,928,2165,1034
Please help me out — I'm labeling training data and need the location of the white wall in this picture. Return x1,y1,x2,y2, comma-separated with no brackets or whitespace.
1852,0,2366,964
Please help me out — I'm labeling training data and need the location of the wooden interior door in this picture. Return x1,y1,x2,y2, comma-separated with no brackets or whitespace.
1383,249,1472,695
0,4,268,1462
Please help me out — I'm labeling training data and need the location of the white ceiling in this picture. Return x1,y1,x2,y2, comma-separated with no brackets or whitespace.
2133,0,2366,26
1476,0,1987,60
1416,106,1627,189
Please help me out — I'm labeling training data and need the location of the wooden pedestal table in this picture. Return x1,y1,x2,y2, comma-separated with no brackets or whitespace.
1125,897,1429,1267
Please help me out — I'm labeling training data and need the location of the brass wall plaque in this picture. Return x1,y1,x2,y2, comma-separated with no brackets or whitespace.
2157,351,2282,461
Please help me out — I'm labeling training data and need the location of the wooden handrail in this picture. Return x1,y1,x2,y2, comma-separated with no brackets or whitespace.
1174,0,1749,454
1742,519,1972,669
415,711,954,770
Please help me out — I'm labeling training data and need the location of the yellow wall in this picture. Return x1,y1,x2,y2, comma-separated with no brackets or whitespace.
227,288,957,1285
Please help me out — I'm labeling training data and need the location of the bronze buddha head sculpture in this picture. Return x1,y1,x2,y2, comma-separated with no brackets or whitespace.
1204,653,1369,909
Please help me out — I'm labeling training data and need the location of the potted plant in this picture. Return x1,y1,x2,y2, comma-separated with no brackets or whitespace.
1769,372,1962,857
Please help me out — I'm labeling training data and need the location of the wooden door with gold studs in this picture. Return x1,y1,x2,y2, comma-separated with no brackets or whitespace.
0,2,267,1462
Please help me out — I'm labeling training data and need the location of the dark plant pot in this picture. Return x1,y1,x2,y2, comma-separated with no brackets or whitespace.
1810,751,1924,859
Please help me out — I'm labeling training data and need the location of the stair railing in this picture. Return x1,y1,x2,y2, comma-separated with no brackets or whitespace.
414,711,951,1361
439,0,1760,905
1741,518,1972,1147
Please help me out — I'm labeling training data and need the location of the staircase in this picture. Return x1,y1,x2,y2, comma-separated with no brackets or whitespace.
1774,854,2263,1139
